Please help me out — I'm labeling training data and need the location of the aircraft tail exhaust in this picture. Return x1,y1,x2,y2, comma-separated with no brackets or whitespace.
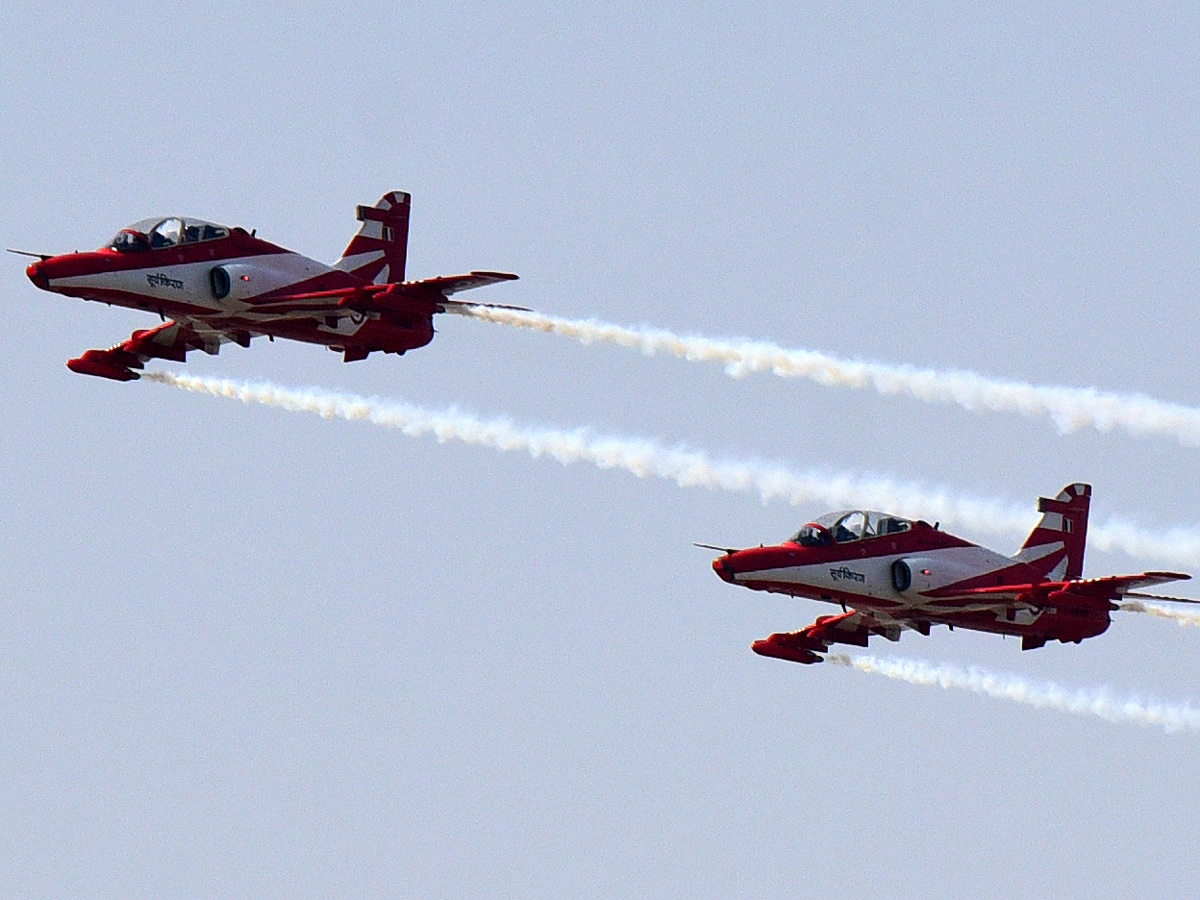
335,191,411,284
1013,483,1090,579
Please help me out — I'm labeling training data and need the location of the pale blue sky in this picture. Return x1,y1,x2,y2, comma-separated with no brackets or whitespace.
4,3,1200,897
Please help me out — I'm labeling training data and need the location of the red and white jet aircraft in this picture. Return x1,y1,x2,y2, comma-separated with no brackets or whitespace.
707,483,1192,664
19,191,518,380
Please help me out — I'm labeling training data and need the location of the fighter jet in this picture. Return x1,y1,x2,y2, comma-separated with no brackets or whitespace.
706,483,1192,663
19,191,518,380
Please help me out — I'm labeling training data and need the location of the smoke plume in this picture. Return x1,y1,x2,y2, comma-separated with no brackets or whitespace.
142,372,1200,566
457,306,1200,448
1119,600,1200,628
828,653,1200,733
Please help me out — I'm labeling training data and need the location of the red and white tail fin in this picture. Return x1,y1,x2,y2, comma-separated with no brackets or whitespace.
1013,483,1091,580
334,191,411,284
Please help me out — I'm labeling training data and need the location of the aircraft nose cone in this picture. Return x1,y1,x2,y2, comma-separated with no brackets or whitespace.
26,260,48,289
713,555,736,583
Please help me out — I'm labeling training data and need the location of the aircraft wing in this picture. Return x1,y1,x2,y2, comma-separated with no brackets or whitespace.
67,320,252,381
950,571,1191,605
409,271,520,297
751,608,923,664
248,272,524,318
1063,572,1191,596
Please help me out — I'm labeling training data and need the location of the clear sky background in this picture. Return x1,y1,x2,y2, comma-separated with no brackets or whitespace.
4,3,1200,898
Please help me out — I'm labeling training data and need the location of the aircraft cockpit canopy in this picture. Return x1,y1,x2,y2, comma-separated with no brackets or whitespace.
108,217,230,252
789,510,913,546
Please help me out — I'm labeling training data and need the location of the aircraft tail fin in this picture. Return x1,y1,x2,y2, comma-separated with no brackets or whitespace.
1013,483,1090,580
334,191,411,284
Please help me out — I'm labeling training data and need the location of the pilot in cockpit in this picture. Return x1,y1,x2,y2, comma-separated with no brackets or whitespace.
790,523,833,547
789,510,912,547
108,217,230,253
110,229,150,252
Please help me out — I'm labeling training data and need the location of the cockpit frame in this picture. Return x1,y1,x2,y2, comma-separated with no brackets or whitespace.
108,217,230,253
789,510,913,546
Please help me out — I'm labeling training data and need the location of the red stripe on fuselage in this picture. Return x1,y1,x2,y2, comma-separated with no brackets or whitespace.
36,231,289,277
720,521,972,575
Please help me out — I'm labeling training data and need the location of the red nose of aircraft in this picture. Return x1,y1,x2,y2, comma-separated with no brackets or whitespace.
26,260,49,289
712,553,736,583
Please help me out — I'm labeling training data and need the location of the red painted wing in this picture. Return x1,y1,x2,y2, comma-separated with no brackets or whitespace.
753,609,917,663
68,320,250,380
1065,572,1191,595
409,271,520,296
953,571,1190,601
249,272,523,317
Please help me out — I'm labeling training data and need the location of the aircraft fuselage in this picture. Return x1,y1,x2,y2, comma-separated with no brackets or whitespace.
26,230,434,357
713,519,1111,645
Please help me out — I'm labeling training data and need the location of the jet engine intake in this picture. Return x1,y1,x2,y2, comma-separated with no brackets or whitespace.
208,263,267,303
210,265,231,299
892,557,936,596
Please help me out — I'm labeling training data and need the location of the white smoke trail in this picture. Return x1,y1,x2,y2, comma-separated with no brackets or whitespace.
1119,600,1200,629
141,371,1200,566
457,306,1200,448
828,653,1200,734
